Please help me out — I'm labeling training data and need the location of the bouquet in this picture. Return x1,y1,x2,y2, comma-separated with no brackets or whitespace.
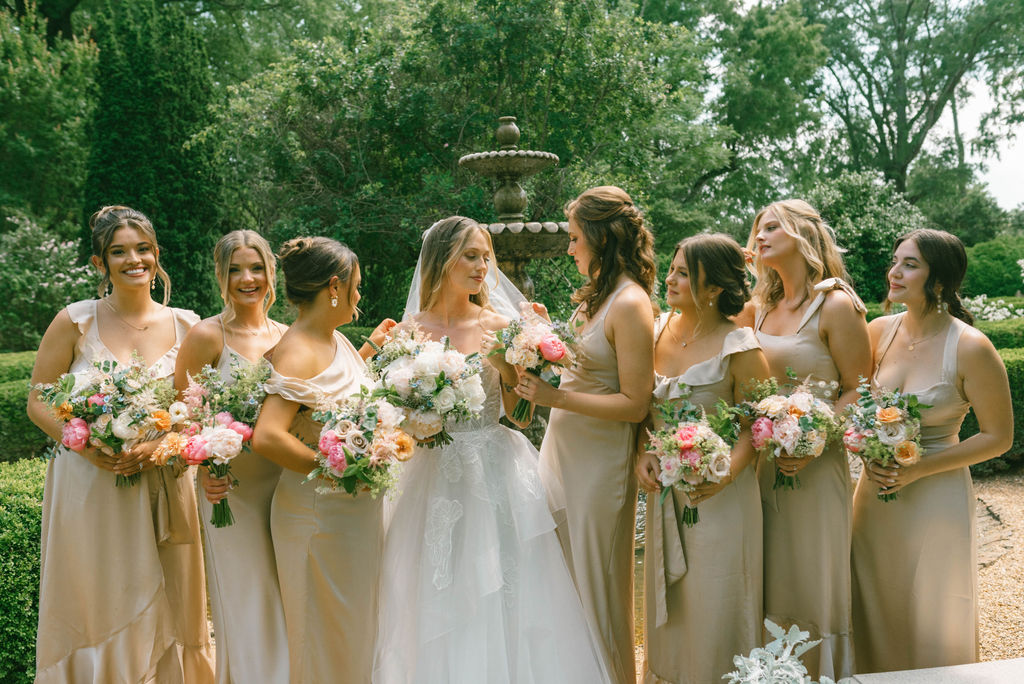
842,381,929,501
367,324,486,447
308,389,414,497
645,388,740,526
153,359,271,527
492,302,579,423
745,378,840,491
724,618,836,684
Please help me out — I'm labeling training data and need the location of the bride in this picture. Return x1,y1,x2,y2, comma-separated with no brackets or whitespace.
372,217,610,683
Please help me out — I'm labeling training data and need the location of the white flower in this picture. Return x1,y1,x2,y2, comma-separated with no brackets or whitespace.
168,401,189,424
374,400,405,432
111,413,141,441
404,410,443,441
756,395,787,418
433,386,457,414
773,415,802,455
342,428,369,454
438,350,465,378
205,425,243,464
412,350,441,377
386,364,415,398
804,428,827,458
788,391,814,416
462,376,486,412
875,421,908,447
706,450,731,482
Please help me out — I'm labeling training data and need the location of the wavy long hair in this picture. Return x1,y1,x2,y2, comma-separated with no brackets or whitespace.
89,205,171,304
418,216,494,313
566,186,656,317
214,230,277,325
887,229,973,325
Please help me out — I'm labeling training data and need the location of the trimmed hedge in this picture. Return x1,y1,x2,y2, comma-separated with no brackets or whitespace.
0,457,45,684
966,347,1024,476
0,352,35,384
0,380,48,463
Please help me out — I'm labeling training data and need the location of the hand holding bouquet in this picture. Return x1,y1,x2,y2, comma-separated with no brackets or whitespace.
492,302,579,423
745,378,840,491
35,354,186,487
645,390,740,526
368,324,485,447
843,381,929,501
309,389,414,497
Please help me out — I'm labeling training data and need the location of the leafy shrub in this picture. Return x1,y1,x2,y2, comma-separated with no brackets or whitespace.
966,347,1024,476
962,236,1024,297
0,379,48,463
0,457,45,684
0,352,35,384
0,215,95,352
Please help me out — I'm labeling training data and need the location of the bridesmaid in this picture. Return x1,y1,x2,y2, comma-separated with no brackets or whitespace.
250,237,394,684
635,233,769,684
28,205,214,683
736,199,871,680
174,230,289,683
518,185,656,684
851,229,1012,673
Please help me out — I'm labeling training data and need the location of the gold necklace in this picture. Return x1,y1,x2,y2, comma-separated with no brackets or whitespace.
104,298,150,332
668,317,714,348
904,318,947,351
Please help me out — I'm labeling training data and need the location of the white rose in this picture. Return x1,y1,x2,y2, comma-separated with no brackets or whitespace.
386,365,415,398
756,395,787,418
168,401,189,424
875,421,908,447
111,413,141,441
206,425,243,465
343,428,369,454
439,350,465,378
462,376,486,413
434,386,458,414
404,410,443,440
374,400,405,432
413,350,441,378
705,450,731,482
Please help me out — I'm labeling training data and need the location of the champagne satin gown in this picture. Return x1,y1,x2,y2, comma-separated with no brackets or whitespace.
753,279,861,680
539,277,641,684
264,330,384,684
852,314,977,673
200,318,288,684
643,318,763,684
35,300,215,684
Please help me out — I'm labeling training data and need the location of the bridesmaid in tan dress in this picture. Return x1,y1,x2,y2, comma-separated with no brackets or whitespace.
635,234,769,684
251,236,395,684
519,186,656,684
852,229,1012,673
175,231,288,683
28,206,214,683
736,199,871,681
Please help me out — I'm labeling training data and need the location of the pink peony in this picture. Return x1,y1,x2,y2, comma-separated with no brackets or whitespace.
751,417,774,450
319,429,342,456
61,417,90,452
228,421,253,442
843,427,865,454
326,443,348,476
680,448,702,470
538,334,567,362
214,411,234,426
674,425,699,451
181,435,210,466
87,394,106,408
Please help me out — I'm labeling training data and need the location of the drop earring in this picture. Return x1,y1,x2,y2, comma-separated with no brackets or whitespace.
151,279,156,291
331,296,339,308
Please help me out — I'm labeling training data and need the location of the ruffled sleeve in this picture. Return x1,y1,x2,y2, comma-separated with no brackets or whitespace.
264,331,368,409
813,277,867,314
653,328,760,402
264,366,328,410
65,299,97,335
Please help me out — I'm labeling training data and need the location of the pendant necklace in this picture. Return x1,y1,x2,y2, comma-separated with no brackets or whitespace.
104,297,150,332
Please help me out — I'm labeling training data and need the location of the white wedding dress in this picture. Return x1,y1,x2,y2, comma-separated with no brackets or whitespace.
372,364,610,683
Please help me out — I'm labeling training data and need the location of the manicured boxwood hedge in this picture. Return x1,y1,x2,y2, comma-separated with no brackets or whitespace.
966,346,1024,476
0,458,45,684
0,380,48,463
0,352,35,384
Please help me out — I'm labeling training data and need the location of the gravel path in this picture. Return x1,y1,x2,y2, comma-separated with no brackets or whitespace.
975,471,1024,661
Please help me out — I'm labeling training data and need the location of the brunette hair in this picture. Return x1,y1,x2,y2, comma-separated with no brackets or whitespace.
887,229,973,325
675,233,751,318
566,185,656,316
746,199,849,311
89,205,171,304
214,230,277,324
278,236,359,317
418,216,493,313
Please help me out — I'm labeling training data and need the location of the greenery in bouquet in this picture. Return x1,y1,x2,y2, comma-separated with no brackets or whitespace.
35,353,182,487
724,618,835,684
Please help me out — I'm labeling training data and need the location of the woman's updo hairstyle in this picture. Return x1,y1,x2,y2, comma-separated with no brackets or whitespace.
417,216,493,313
278,236,359,316
89,205,171,305
889,228,973,325
746,199,848,311
566,185,656,316
676,233,750,317
214,230,277,323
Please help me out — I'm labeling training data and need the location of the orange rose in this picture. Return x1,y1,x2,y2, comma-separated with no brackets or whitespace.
151,432,185,466
787,406,805,417
151,410,172,432
876,406,902,424
393,431,415,462
55,402,74,421
893,440,920,466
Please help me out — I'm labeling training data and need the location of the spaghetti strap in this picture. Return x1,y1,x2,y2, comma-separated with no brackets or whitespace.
872,314,903,377
940,318,967,386
218,313,228,346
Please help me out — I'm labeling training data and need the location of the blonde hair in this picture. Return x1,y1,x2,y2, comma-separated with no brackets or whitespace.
214,230,277,324
418,217,494,313
278,236,360,318
89,205,171,305
746,199,849,311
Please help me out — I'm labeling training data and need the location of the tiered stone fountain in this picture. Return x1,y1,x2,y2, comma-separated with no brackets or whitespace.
458,116,568,298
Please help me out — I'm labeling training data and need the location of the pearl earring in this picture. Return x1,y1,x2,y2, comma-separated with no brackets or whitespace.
708,298,715,308
331,296,339,308
151,279,156,291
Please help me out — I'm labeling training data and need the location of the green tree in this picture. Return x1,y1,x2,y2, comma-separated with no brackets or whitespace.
82,0,223,315
804,0,1024,193
0,6,96,230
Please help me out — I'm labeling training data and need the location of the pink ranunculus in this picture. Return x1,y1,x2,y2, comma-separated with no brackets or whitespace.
61,417,90,452
214,411,234,426
228,421,253,442
680,447,702,469
181,435,210,466
87,394,106,408
751,416,774,450
538,334,567,362
843,426,865,454
326,443,348,477
674,425,699,451
318,429,342,456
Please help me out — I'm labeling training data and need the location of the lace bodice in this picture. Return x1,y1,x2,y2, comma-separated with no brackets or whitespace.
449,363,502,432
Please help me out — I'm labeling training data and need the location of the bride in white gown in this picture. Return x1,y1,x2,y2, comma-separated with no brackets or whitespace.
372,217,610,684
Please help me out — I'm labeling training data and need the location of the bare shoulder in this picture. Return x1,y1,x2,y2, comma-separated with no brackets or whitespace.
733,301,756,328
958,324,1002,367
821,286,865,319
867,314,896,345
611,284,656,321
479,308,510,332
270,330,325,379
182,316,223,346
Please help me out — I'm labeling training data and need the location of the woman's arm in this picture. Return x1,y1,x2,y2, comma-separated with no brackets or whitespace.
517,287,655,423
358,318,398,361
874,329,1013,494
821,289,872,413
251,393,316,474
173,318,222,395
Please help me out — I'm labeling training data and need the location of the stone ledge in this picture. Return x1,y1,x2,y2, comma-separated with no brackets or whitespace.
843,657,1024,683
